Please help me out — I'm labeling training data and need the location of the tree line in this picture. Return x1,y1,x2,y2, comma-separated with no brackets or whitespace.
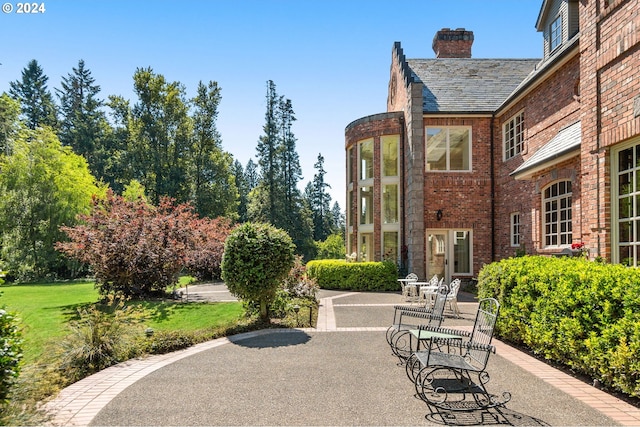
0,59,344,281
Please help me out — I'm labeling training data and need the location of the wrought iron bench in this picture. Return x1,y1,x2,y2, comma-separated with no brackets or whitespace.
407,298,511,412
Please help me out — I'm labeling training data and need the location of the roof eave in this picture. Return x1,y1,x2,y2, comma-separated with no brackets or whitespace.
511,148,580,180
423,110,494,116
536,0,551,31
497,35,579,115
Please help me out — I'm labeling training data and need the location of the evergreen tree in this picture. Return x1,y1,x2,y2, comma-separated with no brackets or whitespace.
244,158,259,191
279,98,302,225
253,80,283,224
191,80,238,219
307,153,333,241
9,59,58,130
331,201,345,236
233,159,249,222
56,60,111,180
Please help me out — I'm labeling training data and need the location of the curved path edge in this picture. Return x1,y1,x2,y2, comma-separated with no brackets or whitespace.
44,292,640,426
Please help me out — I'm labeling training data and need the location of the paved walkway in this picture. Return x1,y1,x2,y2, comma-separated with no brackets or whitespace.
44,286,640,426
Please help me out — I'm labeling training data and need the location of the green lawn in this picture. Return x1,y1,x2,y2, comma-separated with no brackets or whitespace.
0,280,244,365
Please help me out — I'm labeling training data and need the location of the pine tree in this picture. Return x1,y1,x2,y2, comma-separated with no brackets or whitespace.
331,201,345,236
244,159,259,191
253,80,283,224
233,159,249,222
9,59,58,130
56,60,110,180
308,153,333,241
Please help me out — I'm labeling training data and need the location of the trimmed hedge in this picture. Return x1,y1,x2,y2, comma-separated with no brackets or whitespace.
477,256,640,397
306,260,399,291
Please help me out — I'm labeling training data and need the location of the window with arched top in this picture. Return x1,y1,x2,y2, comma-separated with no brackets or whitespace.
543,180,572,247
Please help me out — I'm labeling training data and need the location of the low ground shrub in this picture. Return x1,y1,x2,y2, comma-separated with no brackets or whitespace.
0,267,22,408
477,255,640,397
306,259,398,291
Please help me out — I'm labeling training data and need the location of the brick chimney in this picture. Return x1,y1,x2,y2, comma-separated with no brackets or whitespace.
432,28,474,58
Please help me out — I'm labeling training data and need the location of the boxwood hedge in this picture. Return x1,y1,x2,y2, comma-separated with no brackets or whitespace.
477,255,640,397
306,260,399,292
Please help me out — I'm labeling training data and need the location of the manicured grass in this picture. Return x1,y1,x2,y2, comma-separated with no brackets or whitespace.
1,281,98,364
137,300,244,331
0,280,244,366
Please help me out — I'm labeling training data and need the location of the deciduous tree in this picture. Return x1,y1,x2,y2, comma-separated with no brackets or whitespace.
0,127,99,280
191,81,238,219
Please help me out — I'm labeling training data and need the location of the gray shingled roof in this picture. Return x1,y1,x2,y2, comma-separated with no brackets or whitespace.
511,121,581,179
407,58,540,113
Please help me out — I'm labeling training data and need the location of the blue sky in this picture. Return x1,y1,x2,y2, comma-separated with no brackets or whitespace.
0,0,545,204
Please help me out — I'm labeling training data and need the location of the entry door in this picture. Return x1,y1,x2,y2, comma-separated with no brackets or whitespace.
427,231,449,283
427,229,472,283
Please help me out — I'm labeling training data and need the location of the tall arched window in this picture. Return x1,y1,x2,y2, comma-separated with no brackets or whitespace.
543,181,572,247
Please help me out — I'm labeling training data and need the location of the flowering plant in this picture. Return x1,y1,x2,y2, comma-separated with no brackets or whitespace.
571,242,588,258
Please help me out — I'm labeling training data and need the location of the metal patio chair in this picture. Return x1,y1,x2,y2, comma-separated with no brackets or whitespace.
386,283,448,362
445,278,462,318
408,298,511,412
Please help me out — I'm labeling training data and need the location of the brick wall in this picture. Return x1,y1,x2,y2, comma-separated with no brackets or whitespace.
494,54,581,259
423,117,493,274
580,0,640,261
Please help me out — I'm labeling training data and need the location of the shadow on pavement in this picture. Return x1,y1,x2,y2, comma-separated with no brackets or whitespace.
230,329,312,349
425,405,550,426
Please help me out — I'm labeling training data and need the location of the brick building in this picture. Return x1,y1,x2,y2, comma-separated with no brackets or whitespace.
345,0,640,282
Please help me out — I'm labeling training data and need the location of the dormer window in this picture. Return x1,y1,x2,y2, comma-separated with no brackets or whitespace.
536,0,579,59
549,15,563,51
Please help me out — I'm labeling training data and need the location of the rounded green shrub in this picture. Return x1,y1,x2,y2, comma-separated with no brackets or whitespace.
221,222,295,320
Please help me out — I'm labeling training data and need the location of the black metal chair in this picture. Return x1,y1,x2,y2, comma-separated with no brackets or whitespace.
408,298,511,412
386,283,448,362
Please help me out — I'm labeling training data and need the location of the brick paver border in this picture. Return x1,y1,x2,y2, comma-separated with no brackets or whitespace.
44,293,640,426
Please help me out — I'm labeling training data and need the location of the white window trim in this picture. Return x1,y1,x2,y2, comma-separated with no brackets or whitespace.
510,212,521,247
425,126,473,172
611,138,640,266
503,111,525,161
542,180,572,248
549,15,563,52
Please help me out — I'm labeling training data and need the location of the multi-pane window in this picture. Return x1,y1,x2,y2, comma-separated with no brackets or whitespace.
504,112,525,160
616,145,640,266
381,135,398,177
360,233,373,262
383,231,399,262
550,15,563,51
360,186,373,225
543,181,572,246
426,127,471,171
348,147,354,184
511,212,521,247
359,139,373,180
383,184,398,224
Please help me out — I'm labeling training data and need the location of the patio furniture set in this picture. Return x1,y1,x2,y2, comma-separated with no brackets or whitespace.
387,274,511,417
